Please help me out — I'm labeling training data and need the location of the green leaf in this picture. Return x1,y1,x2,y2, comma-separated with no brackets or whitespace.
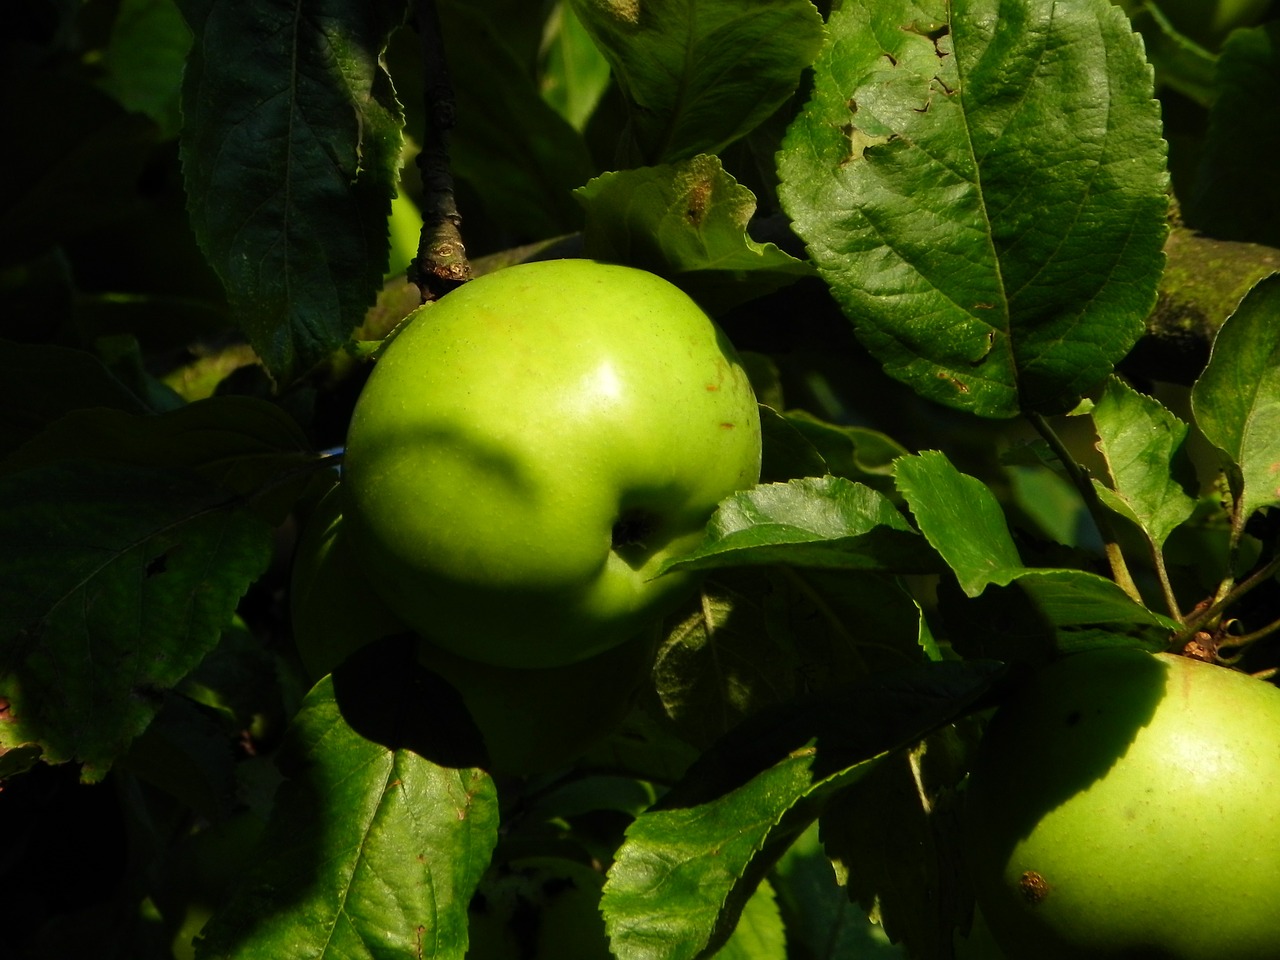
577,155,814,314
0,461,272,778
195,679,499,960
2,396,321,524
772,823,897,960
540,1,613,130
782,410,911,494
712,878,786,960
894,451,1023,596
758,406,831,484
1130,2,1218,106
603,743,849,960
177,0,406,384
1012,568,1177,636
1191,274,1280,524
603,660,1002,960
567,0,824,165
440,0,597,239
1189,23,1280,247
96,0,193,138
778,0,1169,418
655,568,928,749
663,476,938,575
821,737,970,960
0,340,149,456
1091,375,1197,549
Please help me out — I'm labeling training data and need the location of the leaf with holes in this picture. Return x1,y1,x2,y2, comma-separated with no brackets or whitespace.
778,0,1168,418
577,155,813,314
0,460,271,778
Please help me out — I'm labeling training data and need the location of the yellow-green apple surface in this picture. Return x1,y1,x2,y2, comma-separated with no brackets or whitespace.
963,647,1280,960
290,486,658,775
342,258,761,668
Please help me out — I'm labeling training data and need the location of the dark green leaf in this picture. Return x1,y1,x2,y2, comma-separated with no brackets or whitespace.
783,410,910,493
1130,2,1218,105
567,0,824,165
1012,568,1178,636
663,476,938,575
577,155,814,314
0,461,272,778
178,0,406,384
120,692,239,819
195,679,499,960
894,451,1023,596
1190,23,1280,247
603,660,1003,960
771,823,897,960
758,406,831,484
778,0,1168,417
654,568,929,750
2,396,322,523
1191,275,1280,523
1091,376,1197,549
97,0,193,138
0,340,149,456
821,735,972,960
439,0,597,239
0,77,156,266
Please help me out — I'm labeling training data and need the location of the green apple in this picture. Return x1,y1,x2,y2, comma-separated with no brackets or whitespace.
290,485,659,775
342,258,761,668
963,647,1280,960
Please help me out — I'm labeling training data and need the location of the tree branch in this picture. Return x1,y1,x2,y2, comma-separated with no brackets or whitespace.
408,0,470,302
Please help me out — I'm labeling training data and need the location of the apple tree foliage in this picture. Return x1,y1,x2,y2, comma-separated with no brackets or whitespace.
1,0,1279,958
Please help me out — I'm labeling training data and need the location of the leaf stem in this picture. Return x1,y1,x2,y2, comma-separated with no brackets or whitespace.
1217,613,1280,652
1150,545,1184,623
1181,553,1280,638
409,0,470,302
1028,413,1143,604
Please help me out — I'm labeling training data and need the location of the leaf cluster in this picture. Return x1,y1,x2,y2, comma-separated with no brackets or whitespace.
1,1,1278,959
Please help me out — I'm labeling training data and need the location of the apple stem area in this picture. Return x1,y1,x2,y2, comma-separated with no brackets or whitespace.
612,509,657,554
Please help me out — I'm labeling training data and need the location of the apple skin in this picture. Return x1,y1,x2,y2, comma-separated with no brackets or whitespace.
963,647,1280,960
290,486,658,776
342,258,761,668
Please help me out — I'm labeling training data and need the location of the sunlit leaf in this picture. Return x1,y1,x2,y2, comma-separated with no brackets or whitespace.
1091,375,1197,549
1191,275,1280,523
779,0,1168,417
663,476,937,575
196,679,499,959
577,156,814,314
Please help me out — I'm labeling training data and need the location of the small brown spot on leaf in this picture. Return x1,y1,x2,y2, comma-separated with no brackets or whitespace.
685,178,712,227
